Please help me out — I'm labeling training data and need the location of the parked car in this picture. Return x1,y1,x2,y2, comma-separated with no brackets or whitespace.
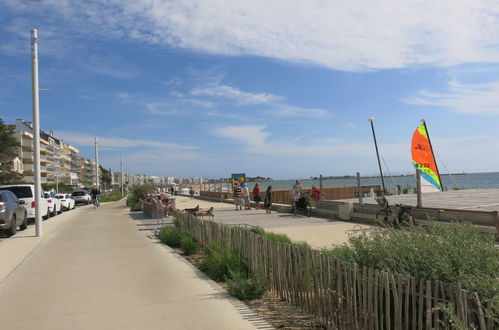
44,191,62,216
56,194,75,210
71,191,91,205
0,184,50,220
0,190,28,237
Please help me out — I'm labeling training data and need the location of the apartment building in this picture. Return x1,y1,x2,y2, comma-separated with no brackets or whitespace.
13,119,90,186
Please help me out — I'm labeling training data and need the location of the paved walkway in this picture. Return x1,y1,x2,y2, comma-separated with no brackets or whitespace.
0,201,269,330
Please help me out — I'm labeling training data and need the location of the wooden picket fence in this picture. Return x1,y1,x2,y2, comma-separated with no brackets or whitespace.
175,213,497,329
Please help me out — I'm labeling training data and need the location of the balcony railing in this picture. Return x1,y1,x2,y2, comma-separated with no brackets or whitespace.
22,152,33,160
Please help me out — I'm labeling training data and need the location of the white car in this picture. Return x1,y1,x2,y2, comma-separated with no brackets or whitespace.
44,191,62,217
71,191,91,205
56,194,75,210
0,184,50,220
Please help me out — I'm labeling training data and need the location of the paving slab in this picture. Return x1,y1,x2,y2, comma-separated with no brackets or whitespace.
0,201,269,330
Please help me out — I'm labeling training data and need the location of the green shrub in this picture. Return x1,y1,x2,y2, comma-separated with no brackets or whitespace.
199,242,247,282
226,270,266,300
180,234,198,255
159,226,186,248
249,226,265,235
327,221,499,301
127,183,155,210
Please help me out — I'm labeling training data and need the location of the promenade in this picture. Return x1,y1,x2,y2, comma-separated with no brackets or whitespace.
161,196,374,248
0,201,269,330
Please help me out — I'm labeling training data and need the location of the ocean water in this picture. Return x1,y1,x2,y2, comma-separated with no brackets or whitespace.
250,172,499,191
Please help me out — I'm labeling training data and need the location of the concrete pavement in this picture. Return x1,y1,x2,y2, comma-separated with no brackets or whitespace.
0,201,270,330
170,196,374,249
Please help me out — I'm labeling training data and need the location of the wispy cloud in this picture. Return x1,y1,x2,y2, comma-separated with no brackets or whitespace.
403,80,499,115
212,125,380,156
190,84,283,105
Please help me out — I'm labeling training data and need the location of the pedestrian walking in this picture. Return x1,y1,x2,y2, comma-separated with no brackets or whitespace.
90,186,101,208
233,184,243,210
189,187,195,199
253,183,262,210
242,183,251,210
264,185,273,214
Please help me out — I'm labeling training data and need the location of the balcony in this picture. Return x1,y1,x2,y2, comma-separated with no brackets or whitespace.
40,145,55,155
22,152,33,161
22,140,33,149
23,164,34,172
40,155,54,164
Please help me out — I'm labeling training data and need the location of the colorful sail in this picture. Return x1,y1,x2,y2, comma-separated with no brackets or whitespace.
411,123,443,192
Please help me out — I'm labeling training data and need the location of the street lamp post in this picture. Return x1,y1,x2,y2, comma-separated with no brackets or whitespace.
31,29,42,237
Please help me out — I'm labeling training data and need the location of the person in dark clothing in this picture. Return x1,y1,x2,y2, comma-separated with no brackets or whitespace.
90,186,101,207
264,185,272,214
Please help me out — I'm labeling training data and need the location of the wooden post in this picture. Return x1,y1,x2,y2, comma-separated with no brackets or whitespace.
416,169,422,208
319,174,324,200
356,172,363,205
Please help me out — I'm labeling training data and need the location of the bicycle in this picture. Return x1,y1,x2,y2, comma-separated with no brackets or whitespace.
375,196,415,227
292,194,312,217
92,197,100,208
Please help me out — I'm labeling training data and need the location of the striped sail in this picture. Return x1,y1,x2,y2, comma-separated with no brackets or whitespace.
411,124,443,192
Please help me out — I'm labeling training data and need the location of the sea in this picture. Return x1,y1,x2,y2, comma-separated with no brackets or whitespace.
259,172,499,191
208,172,499,192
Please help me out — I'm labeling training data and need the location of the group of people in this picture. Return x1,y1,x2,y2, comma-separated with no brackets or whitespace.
232,180,324,214
290,180,324,204
233,182,273,214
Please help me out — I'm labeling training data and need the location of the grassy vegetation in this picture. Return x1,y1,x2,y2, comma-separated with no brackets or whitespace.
99,192,123,202
199,242,247,282
158,226,199,255
323,221,499,302
226,270,266,300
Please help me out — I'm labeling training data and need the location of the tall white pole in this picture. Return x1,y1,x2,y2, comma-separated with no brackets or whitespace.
120,157,124,197
95,137,99,188
31,29,42,237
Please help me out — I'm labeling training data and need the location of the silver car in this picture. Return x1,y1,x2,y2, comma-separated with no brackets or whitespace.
0,190,28,237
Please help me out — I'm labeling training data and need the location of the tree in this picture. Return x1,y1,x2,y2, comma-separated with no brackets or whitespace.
0,118,23,184
100,165,112,187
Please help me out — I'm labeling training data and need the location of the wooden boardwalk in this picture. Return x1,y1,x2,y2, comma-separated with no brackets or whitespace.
346,188,499,211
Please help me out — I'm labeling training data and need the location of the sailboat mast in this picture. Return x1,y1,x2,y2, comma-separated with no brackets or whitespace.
421,119,443,191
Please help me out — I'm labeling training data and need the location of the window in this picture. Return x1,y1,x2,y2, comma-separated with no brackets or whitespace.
0,186,33,198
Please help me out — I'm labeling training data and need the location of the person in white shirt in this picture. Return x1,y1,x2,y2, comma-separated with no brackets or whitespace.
242,183,251,210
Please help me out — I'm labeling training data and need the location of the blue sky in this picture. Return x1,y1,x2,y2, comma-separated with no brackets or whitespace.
2,0,499,179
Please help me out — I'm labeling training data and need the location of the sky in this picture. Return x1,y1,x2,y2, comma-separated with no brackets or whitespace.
2,0,499,179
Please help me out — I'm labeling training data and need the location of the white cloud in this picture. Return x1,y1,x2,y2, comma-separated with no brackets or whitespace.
403,80,499,115
58,131,198,151
190,84,282,105
6,1,499,71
